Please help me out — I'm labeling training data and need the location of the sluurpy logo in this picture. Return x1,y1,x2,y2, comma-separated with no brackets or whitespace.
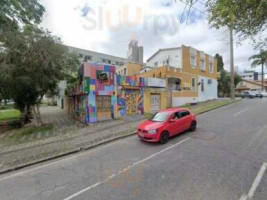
78,3,179,36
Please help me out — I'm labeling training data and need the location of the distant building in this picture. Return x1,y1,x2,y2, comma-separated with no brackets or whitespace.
238,70,259,81
127,40,143,63
66,45,126,67
116,62,143,76
236,79,267,93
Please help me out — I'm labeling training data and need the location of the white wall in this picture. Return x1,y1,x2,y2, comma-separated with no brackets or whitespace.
147,49,182,69
172,76,218,107
172,97,198,107
198,76,218,102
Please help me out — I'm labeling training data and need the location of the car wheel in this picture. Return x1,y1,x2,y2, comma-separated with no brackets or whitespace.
190,121,197,131
160,131,169,144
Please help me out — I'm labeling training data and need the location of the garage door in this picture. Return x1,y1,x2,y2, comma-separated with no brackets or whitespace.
150,94,160,112
96,96,112,121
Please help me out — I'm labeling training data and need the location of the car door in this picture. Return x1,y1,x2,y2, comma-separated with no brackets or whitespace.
178,110,191,132
167,112,183,136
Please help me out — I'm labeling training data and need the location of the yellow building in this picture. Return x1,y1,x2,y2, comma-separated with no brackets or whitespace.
140,45,220,107
116,61,143,76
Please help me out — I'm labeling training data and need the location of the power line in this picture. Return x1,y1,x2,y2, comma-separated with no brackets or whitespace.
178,0,208,15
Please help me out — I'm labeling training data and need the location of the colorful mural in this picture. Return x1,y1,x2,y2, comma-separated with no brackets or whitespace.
70,62,145,124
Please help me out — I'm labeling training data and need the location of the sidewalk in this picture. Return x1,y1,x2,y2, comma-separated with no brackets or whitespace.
0,99,240,173
0,106,145,173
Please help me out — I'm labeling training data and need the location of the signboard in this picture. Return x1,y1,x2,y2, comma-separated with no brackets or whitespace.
97,71,109,83
146,78,166,88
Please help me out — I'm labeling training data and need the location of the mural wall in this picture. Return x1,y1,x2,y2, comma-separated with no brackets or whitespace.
70,62,145,124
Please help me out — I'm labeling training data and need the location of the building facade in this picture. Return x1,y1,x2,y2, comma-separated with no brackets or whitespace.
235,79,267,94
67,45,126,67
127,40,143,63
141,45,219,106
116,62,143,76
69,62,146,123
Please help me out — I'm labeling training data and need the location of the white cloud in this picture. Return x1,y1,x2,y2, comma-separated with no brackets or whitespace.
40,0,260,72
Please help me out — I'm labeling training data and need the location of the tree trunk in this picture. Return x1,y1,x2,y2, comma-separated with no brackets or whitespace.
32,105,41,127
4,99,7,105
262,63,264,92
36,104,43,126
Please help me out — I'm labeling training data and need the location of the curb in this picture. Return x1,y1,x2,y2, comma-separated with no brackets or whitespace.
194,99,242,116
0,131,136,175
0,99,242,175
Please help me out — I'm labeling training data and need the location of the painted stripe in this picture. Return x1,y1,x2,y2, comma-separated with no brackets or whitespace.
62,138,190,200
233,108,249,117
248,162,267,198
240,162,267,200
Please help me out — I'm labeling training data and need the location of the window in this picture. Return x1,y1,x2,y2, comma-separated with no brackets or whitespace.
124,68,127,75
209,63,213,73
190,54,196,67
191,78,196,91
154,62,158,67
179,111,190,118
172,112,180,120
201,79,204,91
200,59,205,70
150,112,171,122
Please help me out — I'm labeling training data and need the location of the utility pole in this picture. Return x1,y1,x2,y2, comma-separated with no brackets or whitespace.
229,27,235,99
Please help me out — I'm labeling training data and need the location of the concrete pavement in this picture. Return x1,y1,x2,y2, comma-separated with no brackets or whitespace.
0,98,267,200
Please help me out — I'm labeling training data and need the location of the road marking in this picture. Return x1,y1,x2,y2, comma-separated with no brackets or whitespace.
63,138,190,200
233,108,249,117
0,137,133,182
239,162,267,200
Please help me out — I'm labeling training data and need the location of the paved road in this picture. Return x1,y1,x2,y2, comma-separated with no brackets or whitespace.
0,99,267,200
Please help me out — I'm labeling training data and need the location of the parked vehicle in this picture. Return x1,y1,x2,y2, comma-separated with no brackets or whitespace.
137,108,196,144
241,91,263,98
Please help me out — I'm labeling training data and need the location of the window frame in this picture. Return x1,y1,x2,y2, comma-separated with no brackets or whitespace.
200,59,205,70
209,62,213,73
191,77,196,92
190,54,196,68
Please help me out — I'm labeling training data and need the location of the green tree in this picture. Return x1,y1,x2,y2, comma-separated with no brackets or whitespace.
218,70,230,97
178,0,267,48
0,27,79,126
234,73,242,87
249,50,267,91
218,70,241,97
215,53,224,72
206,0,267,47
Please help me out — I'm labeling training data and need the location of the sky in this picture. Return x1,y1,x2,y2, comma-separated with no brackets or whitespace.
40,0,263,73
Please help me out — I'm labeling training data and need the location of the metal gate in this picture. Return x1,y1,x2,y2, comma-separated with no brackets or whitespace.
150,94,160,112
96,95,112,121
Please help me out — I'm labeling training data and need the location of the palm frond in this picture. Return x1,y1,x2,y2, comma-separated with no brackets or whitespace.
251,60,261,67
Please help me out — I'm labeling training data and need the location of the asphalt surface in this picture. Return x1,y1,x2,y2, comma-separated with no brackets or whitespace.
0,98,267,200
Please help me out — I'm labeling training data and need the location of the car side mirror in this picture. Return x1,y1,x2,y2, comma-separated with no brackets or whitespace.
169,119,175,123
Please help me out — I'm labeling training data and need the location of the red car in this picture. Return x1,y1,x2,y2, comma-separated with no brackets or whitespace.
137,108,197,144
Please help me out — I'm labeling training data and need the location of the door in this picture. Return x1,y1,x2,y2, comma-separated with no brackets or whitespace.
96,95,112,121
178,110,191,131
150,94,160,112
167,112,183,136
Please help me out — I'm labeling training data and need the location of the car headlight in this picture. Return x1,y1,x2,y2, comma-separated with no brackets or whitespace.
147,129,157,134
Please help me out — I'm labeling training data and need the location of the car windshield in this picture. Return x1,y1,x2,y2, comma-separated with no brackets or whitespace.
150,112,170,122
